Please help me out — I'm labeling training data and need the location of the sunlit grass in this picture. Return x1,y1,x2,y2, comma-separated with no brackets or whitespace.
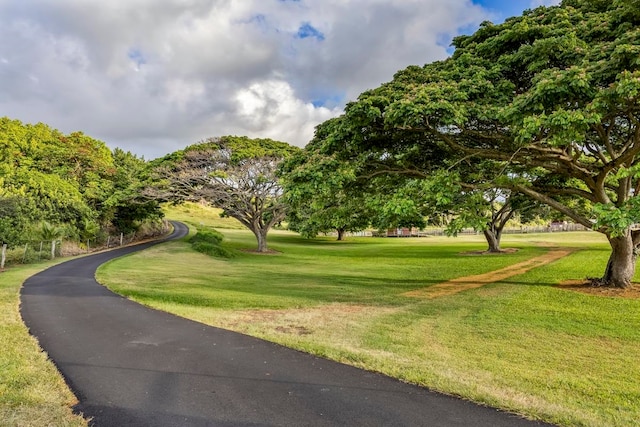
0,262,88,427
97,209,640,427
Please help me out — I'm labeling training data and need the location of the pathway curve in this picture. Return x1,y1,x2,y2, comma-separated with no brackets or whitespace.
21,222,553,427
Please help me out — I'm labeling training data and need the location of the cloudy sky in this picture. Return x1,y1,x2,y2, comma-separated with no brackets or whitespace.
0,0,560,159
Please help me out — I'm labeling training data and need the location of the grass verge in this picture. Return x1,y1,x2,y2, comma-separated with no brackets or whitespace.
1,262,87,427
96,207,640,427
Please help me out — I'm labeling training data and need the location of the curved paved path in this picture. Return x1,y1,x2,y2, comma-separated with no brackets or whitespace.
21,222,553,427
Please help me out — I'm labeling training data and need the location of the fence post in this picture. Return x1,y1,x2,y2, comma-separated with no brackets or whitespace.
106,236,111,249
87,239,90,253
50,240,56,260
1,243,6,269
120,233,123,246
39,241,43,259
24,244,28,263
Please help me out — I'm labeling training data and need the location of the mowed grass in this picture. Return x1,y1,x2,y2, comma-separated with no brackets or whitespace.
96,205,640,427
1,262,88,427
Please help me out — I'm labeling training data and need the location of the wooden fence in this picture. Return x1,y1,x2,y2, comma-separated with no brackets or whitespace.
343,223,589,238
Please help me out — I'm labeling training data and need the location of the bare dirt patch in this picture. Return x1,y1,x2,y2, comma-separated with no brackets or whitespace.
556,280,640,299
214,304,397,337
403,248,574,299
460,248,520,256
239,248,281,255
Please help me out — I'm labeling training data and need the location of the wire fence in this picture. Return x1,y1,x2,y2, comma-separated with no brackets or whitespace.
1,221,172,269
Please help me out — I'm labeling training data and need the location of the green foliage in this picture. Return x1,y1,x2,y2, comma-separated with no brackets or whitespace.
313,0,640,283
0,117,162,249
188,226,235,258
106,148,164,234
37,221,65,241
181,135,299,164
281,131,373,239
190,227,224,245
592,198,640,237
0,196,30,245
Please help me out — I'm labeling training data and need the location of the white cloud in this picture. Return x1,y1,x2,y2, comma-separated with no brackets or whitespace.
529,0,561,7
234,79,340,144
0,0,492,158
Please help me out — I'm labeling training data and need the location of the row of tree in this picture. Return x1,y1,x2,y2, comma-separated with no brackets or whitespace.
3,1,637,288
282,0,640,289
0,117,163,251
151,0,640,289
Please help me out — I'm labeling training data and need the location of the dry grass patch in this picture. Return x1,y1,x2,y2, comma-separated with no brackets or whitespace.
183,303,398,340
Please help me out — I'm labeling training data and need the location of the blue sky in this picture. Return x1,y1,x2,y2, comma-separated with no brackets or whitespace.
476,0,535,22
0,0,561,158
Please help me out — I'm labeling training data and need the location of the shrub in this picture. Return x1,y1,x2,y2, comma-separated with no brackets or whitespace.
189,228,224,245
189,227,235,258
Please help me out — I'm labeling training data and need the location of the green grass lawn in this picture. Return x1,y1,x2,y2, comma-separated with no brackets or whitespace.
0,262,88,427
95,204,640,427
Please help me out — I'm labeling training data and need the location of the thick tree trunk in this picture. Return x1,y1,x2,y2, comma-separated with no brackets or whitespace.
483,228,502,253
602,233,637,288
337,228,346,241
251,227,269,253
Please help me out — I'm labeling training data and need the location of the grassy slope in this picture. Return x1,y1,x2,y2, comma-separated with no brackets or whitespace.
0,262,88,427
95,204,640,427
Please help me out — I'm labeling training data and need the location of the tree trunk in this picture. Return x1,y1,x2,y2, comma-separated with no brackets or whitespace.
1,243,6,269
337,228,346,241
252,227,269,253
602,233,637,288
483,228,502,253
51,240,56,260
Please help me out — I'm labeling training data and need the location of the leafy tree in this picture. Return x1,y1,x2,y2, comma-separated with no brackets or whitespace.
151,136,299,252
0,117,163,247
105,148,164,234
410,169,546,252
0,196,30,246
281,125,373,241
321,0,640,287
281,118,431,241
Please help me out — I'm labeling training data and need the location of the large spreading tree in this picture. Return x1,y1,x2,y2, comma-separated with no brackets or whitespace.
152,136,299,252
319,0,640,287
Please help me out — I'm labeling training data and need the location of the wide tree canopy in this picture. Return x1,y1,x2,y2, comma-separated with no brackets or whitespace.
317,0,640,287
151,136,299,252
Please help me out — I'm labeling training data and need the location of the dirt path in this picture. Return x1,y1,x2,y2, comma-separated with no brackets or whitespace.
403,248,574,299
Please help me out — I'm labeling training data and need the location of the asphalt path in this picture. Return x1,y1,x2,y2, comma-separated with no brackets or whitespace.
21,221,554,427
